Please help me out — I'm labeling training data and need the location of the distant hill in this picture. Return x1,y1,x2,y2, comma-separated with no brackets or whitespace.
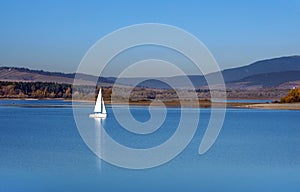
1,55,300,89
0,67,114,85
117,55,300,89
187,55,300,87
227,71,300,89
219,55,300,82
0,67,74,83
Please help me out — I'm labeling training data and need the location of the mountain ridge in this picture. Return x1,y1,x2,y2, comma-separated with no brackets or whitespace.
1,55,300,89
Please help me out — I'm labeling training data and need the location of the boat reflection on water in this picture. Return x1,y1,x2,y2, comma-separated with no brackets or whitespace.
94,118,105,172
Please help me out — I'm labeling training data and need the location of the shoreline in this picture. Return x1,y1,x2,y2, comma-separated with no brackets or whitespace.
239,103,300,110
1,98,299,110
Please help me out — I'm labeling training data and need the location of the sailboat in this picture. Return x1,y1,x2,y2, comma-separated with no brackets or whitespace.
89,88,107,118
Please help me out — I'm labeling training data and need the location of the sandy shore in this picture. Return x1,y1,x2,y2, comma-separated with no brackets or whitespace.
240,103,300,110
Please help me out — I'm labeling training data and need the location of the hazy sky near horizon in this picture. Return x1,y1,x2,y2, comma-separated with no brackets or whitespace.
0,0,299,76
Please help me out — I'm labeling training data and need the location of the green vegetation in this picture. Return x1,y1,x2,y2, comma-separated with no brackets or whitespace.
280,86,300,103
0,81,113,101
2,80,293,103
0,81,72,99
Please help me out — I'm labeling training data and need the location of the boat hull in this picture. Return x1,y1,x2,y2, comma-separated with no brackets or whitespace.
89,113,107,118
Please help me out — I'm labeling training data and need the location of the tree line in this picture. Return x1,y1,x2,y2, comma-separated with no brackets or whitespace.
0,81,72,99
280,86,300,103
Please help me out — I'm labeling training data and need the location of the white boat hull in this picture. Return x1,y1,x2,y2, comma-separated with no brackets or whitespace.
89,113,107,118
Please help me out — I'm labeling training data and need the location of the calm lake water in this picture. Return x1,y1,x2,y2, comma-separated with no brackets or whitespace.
0,100,300,192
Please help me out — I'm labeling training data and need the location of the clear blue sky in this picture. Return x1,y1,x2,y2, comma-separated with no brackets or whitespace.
0,0,299,73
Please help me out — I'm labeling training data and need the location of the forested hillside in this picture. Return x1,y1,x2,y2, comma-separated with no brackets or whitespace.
0,81,72,99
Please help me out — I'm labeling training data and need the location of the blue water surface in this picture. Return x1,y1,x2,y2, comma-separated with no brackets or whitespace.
0,100,299,192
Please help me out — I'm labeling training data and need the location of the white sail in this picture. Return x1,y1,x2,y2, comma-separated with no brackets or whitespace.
94,88,102,113
90,88,107,118
101,97,106,114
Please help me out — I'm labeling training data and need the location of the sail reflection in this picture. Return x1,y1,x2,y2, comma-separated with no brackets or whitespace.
94,118,105,172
